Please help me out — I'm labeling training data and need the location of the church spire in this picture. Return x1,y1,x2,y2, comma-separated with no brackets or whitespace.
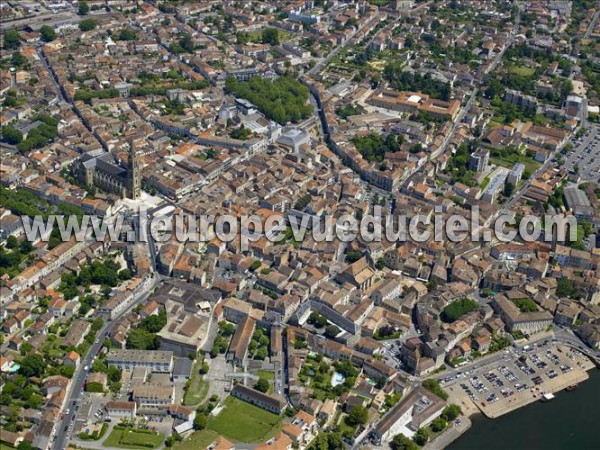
128,139,141,199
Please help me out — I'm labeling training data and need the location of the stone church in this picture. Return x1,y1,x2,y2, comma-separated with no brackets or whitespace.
74,142,141,199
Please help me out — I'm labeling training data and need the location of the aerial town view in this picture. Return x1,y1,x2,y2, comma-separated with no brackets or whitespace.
1,1,600,450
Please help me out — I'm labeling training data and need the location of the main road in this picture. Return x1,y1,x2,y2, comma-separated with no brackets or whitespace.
51,209,162,450
434,4,521,161
51,275,159,450
583,9,600,40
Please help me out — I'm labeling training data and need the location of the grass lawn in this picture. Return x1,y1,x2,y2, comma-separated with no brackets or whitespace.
490,155,540,175
479,176,491,190
183,358,209,406
257,370,275,380
41,335,64,359
207,397,283,443
256,370,275,393
102,427,163,449
1,443,15,450
79,422,109,441
173,430,219,450
508,65,536,77
246,28,295,42
335,412,357,439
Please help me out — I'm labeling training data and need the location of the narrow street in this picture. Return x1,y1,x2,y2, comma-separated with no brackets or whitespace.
51,207,163,450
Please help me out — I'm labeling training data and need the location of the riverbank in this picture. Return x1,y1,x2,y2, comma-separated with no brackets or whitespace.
424,416,472,450
448,369,600,450
481,363,589,419
480,344,593,419
433,344,596,448
445,344,594,420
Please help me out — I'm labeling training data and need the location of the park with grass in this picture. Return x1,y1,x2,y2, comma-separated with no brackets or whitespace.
173,430,220,450
204,397,283,442
102,426,163,449
507,64,536,77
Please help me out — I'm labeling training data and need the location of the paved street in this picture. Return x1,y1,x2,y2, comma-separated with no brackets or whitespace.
51,205,163,450
51,274,159,450
424,416,472,450
205,355,232,403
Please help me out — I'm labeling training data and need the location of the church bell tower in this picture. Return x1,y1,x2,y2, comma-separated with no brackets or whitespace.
128,140,141,199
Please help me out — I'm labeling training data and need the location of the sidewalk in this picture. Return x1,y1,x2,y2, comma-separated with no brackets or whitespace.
425,416,472,450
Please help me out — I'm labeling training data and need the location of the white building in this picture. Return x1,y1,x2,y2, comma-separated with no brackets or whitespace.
105,401,137,419
106,349,174,373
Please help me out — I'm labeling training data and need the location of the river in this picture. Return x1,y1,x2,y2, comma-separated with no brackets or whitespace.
448,369,600,450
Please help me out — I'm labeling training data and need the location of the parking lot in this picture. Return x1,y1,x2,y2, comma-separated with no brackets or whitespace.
564,125,600,182
69,392,108,442
444,344,594,418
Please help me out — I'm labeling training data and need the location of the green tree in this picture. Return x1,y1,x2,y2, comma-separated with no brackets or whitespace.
218,321,236,336
230,124,252,140
126,328,159,350
254,377,270,393
107,366,122,382
308,432,343,450
78,1,90,15
390,434,419,450
179,33,194,53
19,354,45,378
262,28,280,45
346,405,369,426
440,298,479,323
193,413,208,430
139,310,167,333
40,25,57,42
441,404,461,421
17,441,34,450
236,31,250,44
308,312,327,328
422,379,448,400
345,250,363,263
580,220,593,237
0,125,22,144
504,181,515,197
5,235,18,249
413,428,429,446
78,18,97,31
118,268,132,280
255,346,268,360
3,30,21,49
117,28,138,41
430,417,447,432
351,131,401,163
91,317,104,332
19,239,33,254
224,76,312,124
427,279,438,292
325,324,341,338
556,278,577,298
60,365,75,378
